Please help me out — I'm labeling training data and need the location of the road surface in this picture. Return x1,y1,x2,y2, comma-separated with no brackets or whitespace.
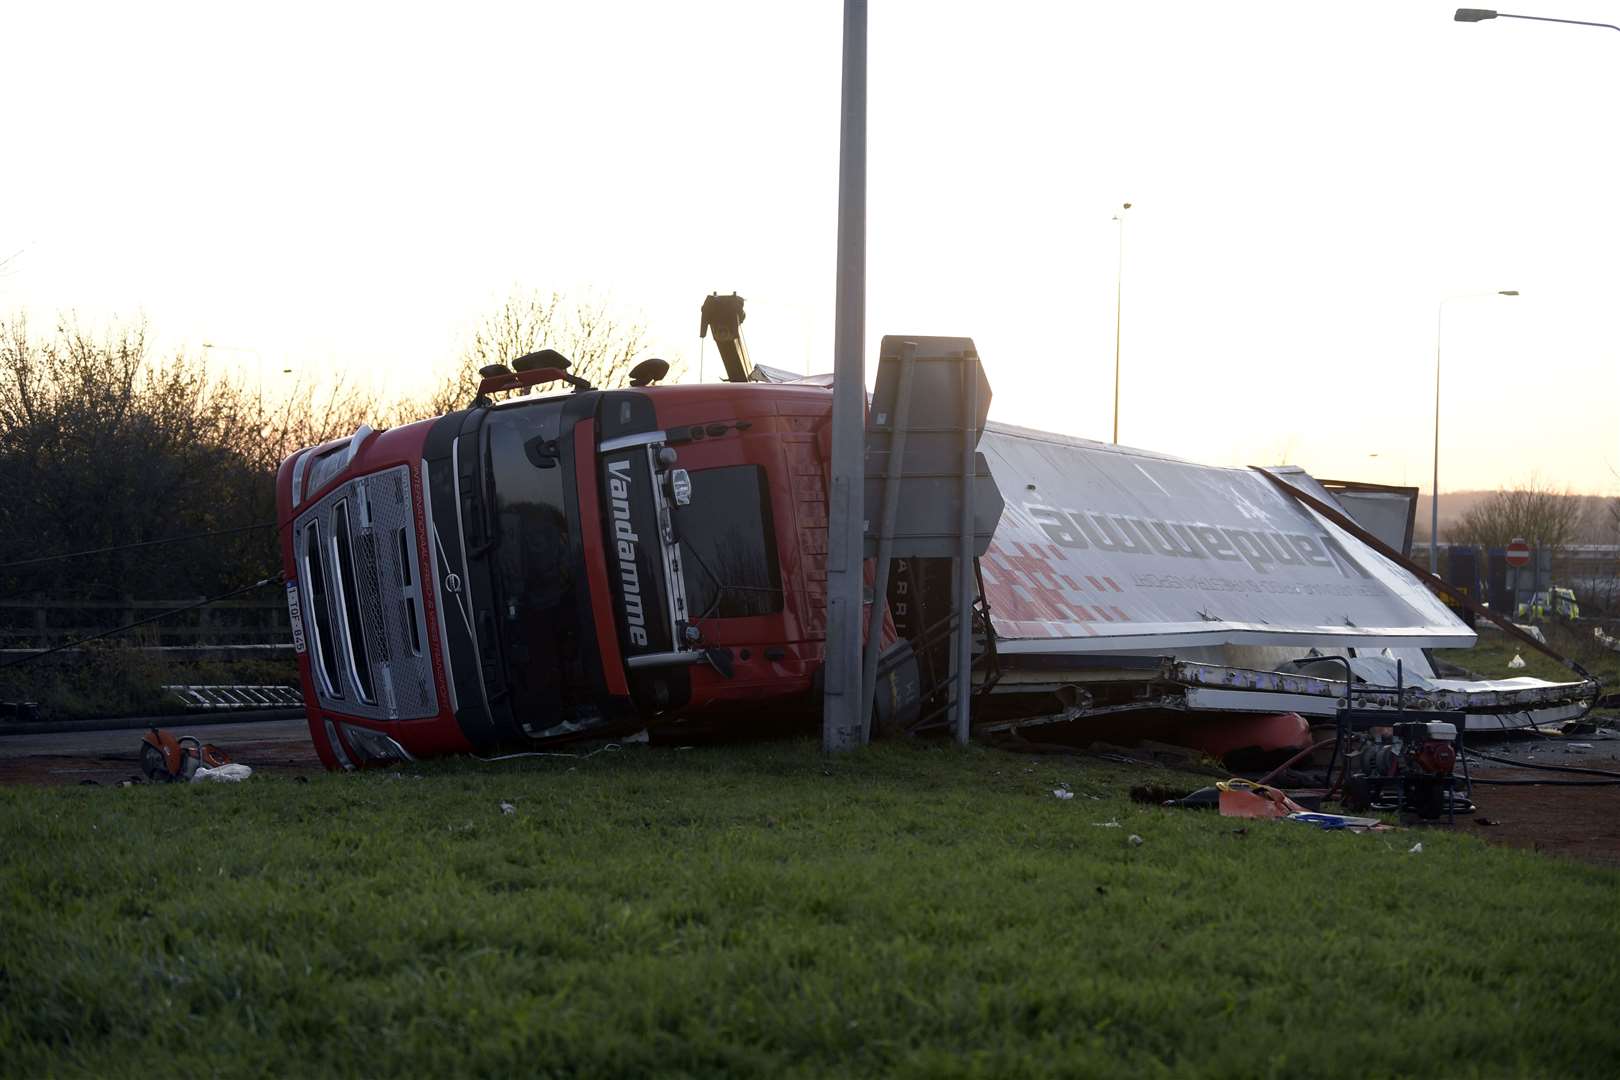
0,717,319,785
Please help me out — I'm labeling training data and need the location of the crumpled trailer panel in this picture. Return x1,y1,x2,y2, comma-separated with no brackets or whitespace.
974,424,1474,654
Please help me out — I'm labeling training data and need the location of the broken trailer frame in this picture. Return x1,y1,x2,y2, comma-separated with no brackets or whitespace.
857,352,1598,745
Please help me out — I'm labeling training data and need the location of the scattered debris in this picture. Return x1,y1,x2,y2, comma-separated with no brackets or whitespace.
1409,842,1424,854
1508,654,1527,670
193,763,253,783
1162,786,1221,810
1286,811,1386,832
1595,625,1620,654
1475,817,1499,827
499,801,516,815
139,727,233,783
1091,820,1121,828
1216,779,1310,819
1127,834,1144,847
1052,788,1075,801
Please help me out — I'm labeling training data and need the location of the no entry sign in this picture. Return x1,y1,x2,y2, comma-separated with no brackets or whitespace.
1505,538,1532,568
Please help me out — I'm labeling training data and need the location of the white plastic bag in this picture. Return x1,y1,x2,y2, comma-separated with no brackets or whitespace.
192,763,253,783
1507,653,1526,670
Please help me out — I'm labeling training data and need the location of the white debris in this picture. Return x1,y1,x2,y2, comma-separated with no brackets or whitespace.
1052,789,1075,801
499,801,516,815
1091,820,1121,828
1507,653,1527,670
1409,842,1424,854
1128,834,1144,847
191,764,252,783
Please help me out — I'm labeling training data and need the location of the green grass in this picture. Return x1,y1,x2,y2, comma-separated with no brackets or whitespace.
1437,620,1620,688
3,741,1618,1078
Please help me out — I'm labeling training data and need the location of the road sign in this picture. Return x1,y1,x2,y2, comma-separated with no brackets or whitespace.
864,338,1004,560
1505,538,1531,568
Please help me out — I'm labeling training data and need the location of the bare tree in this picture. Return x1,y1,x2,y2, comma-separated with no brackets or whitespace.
0,313,384,603
1,313,258,598
415,289,672,416
227,374,378,476
1449,474,1584,551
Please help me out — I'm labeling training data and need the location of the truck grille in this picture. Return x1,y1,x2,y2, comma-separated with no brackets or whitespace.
293,465,437,720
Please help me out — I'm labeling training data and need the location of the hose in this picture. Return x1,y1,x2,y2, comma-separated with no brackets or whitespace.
1254,737,1340,788
1464,748,1620,780
1468,777,1620,787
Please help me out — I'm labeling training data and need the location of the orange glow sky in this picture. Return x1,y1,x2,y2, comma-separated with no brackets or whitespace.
4,1,1617,494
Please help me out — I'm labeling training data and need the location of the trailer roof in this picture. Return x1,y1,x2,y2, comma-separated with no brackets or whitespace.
975,425,1474,654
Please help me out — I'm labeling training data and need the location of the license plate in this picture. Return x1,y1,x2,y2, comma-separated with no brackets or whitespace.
286,581,307,654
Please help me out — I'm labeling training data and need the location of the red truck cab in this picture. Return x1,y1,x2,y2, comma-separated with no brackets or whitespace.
277,380,878,769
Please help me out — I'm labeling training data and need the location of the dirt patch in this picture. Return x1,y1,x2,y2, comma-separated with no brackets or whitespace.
1457,733,1620,867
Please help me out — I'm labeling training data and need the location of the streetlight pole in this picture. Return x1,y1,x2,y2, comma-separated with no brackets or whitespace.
822,0,868,752
1455,8,1620,32
1111,202,1131,444
1431,289,1518,573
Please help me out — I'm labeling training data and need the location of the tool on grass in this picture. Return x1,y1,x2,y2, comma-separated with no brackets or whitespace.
139,727,232,782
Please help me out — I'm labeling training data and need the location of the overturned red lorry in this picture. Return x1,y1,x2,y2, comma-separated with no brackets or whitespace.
279,297,1596,770
279,297,926,769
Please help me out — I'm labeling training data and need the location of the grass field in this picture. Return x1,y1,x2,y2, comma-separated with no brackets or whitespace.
1436,620,1620,690
4,741,1618,1077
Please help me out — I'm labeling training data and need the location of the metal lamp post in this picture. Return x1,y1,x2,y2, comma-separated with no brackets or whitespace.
1431,290,1518,573
1455,8,1620,32
822,0,868,751
1111,202,1131,444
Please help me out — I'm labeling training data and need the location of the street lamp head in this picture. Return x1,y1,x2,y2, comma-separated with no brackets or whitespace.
1498,289,1519,296
1455,8,1498,21
1122,202,1132,210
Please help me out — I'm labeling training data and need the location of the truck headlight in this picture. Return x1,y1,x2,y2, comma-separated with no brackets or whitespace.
670,468,692,506
339,722,415,765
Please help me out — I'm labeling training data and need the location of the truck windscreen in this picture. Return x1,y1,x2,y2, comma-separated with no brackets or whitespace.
674,464,783,618
482,402,589,726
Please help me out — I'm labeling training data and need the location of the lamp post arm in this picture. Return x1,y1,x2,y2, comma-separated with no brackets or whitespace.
1458,9,1620,31
1499,12,1620,32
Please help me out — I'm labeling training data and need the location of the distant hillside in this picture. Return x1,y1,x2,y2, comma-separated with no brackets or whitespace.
1414,491,1617,544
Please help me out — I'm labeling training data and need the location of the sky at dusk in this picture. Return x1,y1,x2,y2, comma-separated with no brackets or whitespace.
4,1,1617,494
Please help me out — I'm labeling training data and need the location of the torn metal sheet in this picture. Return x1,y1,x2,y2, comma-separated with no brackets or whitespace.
977,653,1593,733
1292,654,1593,732
975,427,1474,652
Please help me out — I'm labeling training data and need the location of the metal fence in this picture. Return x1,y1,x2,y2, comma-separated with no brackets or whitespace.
0,599,291,649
